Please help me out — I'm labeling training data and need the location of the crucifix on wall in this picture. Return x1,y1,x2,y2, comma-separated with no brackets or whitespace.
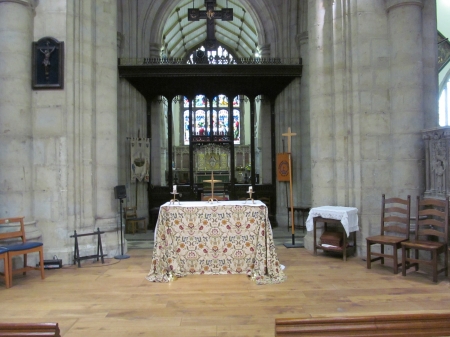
188,0,233,50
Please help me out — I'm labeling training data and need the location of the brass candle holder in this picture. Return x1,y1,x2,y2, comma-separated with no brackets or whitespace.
169,192,180,204
170,185,180,204
245,187,254,203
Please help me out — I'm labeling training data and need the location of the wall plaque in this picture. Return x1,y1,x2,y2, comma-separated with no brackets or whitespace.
32,37,64,89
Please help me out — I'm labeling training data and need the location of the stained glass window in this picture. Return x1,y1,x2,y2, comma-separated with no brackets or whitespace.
188,45,237,65
183,94,240,145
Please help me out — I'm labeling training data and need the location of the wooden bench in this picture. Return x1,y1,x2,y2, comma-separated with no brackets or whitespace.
275,313,450,336
0,323,60,337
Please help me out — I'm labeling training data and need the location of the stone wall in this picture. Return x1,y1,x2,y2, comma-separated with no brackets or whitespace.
306,0,436,256
0,0,121,265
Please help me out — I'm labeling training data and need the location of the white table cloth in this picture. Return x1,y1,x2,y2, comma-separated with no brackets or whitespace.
305,206,359,237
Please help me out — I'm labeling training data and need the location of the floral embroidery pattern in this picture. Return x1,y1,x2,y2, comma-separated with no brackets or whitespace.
146,202,286,285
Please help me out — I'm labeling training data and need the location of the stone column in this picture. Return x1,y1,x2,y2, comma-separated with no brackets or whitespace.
149,43,161,58
386,0,425,197
296,0,311,208
259,44,270,58
308,0,335,207
421,0,438,129
0,0,34,217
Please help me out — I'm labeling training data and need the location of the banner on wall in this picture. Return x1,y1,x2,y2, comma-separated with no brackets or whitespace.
276,153,291,182
130,138,150,182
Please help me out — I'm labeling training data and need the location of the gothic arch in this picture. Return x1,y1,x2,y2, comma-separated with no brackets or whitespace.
137,0,277,58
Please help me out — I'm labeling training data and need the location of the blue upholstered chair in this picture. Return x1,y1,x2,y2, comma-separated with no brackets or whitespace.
0,246,10,288
0,217,45,287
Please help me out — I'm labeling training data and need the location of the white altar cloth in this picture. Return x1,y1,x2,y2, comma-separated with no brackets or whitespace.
305,206,359,237
159,200,263,208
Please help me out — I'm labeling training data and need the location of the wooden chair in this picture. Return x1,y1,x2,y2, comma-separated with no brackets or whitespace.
366,194,411,274
124,207,146,234
0,217,45,287
0,246,10,288
401,196,449,283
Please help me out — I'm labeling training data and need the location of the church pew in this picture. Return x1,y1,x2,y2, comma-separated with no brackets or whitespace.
0,323,60,337
275,313,450,336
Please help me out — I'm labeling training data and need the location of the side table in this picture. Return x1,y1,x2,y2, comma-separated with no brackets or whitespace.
306,206,359,261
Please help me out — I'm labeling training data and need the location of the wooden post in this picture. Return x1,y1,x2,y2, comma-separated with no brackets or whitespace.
282,127,302,248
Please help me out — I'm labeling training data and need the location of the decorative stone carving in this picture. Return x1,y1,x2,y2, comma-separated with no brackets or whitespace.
423,127,450,199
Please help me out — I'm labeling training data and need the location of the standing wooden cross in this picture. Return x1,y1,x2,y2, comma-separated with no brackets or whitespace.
203,171,222,203
282,127,301,247
282,127,296,153
188,0,233,50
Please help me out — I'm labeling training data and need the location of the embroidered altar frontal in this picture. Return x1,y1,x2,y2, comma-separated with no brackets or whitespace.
146,201,286,285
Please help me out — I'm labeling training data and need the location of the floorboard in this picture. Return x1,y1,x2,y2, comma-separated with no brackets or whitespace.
1,237,449,337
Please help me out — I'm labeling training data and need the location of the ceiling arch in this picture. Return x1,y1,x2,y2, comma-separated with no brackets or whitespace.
161,0,260,58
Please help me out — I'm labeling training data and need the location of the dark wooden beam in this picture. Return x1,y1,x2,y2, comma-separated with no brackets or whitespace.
118,64,302,101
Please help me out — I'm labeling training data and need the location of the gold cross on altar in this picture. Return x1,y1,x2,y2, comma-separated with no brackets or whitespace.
203,171,221,203
282,127,297,153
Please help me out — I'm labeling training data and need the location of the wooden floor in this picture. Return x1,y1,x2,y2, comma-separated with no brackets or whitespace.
1,246,449,337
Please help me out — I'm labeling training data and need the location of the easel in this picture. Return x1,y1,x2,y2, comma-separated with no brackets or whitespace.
282,127,303,248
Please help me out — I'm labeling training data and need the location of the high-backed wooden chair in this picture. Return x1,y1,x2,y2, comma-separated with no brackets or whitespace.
366,195,411,274
0,247,10,288
124,207,146,234
0,217,45,287
401,196,449,283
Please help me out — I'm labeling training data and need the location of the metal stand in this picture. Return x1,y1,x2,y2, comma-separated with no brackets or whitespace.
115,198,130,260
244,188,254,204
283,234,304,248
170,192,180,204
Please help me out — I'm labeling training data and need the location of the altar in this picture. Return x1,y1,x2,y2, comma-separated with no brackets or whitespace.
146,200,286,284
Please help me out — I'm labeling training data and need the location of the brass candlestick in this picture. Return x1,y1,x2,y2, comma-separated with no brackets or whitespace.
170,192,180,205
245,187,254,203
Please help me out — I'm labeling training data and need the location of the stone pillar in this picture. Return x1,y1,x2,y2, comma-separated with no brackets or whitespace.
257,98,272,184
422,0,438,129
149,43,161,58
386,0,425,197
259,44,270,58
296,0,311,209
308,0,335,207
0,0,34,217
59,0,121,262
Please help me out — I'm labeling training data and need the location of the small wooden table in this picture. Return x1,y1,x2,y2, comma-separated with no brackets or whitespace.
306,206,359,261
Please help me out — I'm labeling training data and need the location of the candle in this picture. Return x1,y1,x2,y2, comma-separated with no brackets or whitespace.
173,185,177,193
249,186,253,192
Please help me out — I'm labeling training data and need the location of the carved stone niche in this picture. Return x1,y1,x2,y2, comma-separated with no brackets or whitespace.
423,126,450,199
